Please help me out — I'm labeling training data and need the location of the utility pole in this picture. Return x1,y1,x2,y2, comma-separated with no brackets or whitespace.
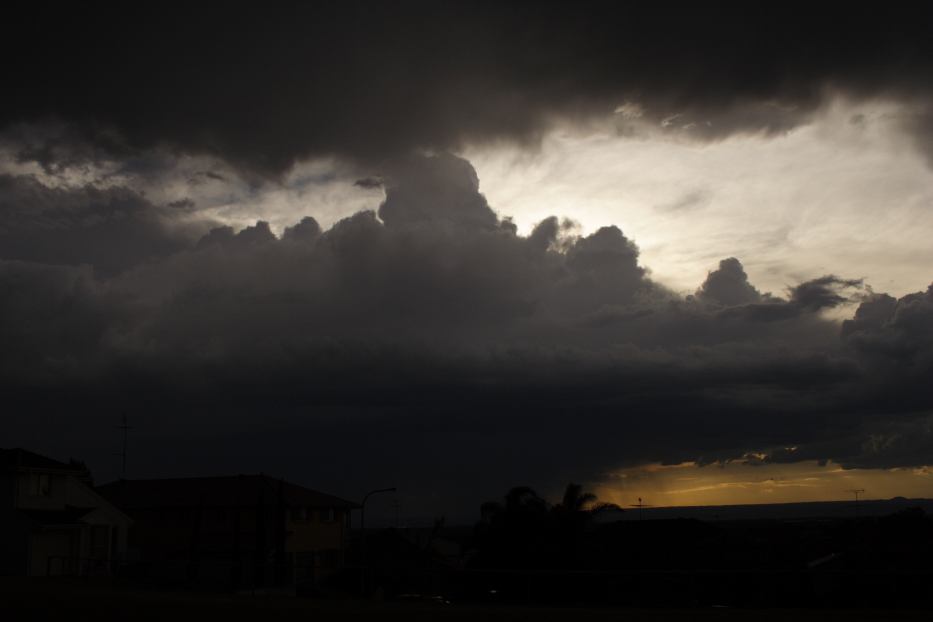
846,488,866,519
114,413,132,477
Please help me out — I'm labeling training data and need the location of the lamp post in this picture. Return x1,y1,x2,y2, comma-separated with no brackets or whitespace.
360,487,396,596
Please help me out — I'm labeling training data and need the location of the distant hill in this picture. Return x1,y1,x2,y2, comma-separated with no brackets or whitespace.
597,497,933,522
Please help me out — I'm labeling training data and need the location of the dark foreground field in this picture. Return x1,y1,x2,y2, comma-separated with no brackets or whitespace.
3,578,930,622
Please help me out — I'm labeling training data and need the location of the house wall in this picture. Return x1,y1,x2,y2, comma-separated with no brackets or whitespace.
3,469,132,575
29,528,79,576
122,504,349,584
12,471,106,513
126,505,281,561
125,506,348,558
81,506,131,557
287,508,346,553
118,504,289,588
12,471,71,511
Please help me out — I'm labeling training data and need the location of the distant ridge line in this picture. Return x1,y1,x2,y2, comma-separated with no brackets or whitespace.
596,497,933,522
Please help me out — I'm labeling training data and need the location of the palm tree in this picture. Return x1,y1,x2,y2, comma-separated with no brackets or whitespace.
480,486,548,522
505,486,548,514
550,483,622,567
555,482,598,514
553,482,622,517
474,484,622,569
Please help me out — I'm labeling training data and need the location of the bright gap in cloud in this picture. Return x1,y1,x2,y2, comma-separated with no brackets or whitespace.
463,97,933,299
5,96,930,306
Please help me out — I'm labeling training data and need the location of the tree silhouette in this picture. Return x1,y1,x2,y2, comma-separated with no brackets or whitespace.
474,483,621,569
552,483,621,519
475,486,551,568
554,483,597,513
549,483,621,566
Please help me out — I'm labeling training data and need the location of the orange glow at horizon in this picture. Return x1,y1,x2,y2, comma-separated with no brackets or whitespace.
593,460,933,509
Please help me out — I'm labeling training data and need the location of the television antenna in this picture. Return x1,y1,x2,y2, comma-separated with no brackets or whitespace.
631,497,653,521
845,488,866,518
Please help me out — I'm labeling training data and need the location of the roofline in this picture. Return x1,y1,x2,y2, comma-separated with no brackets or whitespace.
10,465,88,475
78,481,134,524
1,448,89,474
97,474,360,509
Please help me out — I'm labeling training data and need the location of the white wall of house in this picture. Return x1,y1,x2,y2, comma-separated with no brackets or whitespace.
29,529,79,576
10,469,132,574
14,471,97,511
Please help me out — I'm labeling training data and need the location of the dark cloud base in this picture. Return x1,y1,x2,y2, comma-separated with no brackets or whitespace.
2,152,931,517
5,3,933,173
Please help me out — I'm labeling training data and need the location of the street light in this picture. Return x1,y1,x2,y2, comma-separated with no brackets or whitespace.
360,487,396,596
361,487,397,532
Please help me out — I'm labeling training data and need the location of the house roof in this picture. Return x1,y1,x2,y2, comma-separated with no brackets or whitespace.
97,475,359,511
0,448,87,473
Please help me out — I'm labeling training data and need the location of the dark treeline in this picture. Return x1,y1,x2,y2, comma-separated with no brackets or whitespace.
472,484,621,569
352,485,933,607
467,485,933,573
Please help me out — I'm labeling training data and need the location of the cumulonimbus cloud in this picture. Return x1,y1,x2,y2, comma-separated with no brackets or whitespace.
2,152,930,515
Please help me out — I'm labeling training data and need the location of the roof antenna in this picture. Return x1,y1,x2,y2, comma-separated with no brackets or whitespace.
631,497,653,521
114,413,132,478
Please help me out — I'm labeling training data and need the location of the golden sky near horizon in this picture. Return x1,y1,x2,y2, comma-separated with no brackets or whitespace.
592,460,933,509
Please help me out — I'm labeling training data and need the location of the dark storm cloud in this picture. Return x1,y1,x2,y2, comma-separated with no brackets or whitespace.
0,261,111,377
721,276,864,323
378,154,500,230
0,174,216,275
166,198,195,210
843,285,933,381
282,216,323,244
730,286,933,471
354,177,384,190
3,152,931,516
4,0,933,517
696,257,763,307
4,3,933,174
902,109,933,166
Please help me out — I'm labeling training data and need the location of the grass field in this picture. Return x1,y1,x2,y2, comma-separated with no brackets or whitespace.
3,577,930,621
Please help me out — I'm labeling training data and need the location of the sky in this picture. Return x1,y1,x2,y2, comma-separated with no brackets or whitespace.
2,2,933,521
466,97,933,299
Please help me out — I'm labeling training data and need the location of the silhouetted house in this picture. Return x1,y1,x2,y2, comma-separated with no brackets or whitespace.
0,448,132,576
96,475,358,589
